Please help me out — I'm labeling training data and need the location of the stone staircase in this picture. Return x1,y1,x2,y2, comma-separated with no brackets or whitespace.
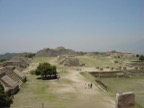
2,68,23,86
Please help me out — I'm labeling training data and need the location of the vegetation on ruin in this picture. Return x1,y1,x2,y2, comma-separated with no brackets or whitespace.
21,52,36,58
0,83,13,108
139,55,144,61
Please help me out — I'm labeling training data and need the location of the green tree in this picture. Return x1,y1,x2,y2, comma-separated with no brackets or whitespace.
21,52,36,58
51,65,57,77
136,54,139,57
0,83,13,107
139,55,144,61
35,62,57,79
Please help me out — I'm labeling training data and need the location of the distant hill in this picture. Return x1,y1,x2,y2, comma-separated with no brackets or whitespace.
0,53,21,60
0,52,36,61
1,47,135,59
36,47,77,57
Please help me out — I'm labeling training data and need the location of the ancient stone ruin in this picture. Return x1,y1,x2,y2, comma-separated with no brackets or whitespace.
0,71,19,96
115,92,135,108
2,57,29,70
90,71,126,78
57,55,80,66
36,47,77,57
0,57,29,96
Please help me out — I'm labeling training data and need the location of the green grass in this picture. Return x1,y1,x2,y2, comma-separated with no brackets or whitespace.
96,77,144,108
77,55,137,68
11,70,76,108
33,86,47,94
32,57,54,63
77,56,121,67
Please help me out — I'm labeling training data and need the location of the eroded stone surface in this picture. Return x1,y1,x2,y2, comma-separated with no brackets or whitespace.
115,92,135,108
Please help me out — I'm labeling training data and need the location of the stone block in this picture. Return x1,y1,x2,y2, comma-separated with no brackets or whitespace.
115,92,135,108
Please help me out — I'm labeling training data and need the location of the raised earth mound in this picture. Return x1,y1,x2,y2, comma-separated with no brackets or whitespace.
1,57,30,70
36,46,77,57
57,55,80,66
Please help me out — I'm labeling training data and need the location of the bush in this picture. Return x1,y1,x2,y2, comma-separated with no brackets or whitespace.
135,67,139,70
123,67,127,70
96,67,99,69
99,68,103,71
110,67,114,70
30,70,36,75
21,52,36,58
114,60,118,63
117,56,120,58
136,54,139,57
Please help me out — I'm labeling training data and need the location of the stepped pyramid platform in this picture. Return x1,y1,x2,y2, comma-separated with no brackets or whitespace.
2,57,29,69
0,57,29,97
1,67,26,86
0,71,19,96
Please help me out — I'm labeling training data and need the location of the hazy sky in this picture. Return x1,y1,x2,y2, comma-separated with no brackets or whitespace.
0,0,144,54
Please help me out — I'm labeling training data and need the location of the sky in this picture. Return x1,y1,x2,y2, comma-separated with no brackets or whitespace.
0,0,144,54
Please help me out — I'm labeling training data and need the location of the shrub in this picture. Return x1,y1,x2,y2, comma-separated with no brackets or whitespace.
30,70,36,75
114,60,118,63
99,68,103,71
96,67,99,69
110,67,114,70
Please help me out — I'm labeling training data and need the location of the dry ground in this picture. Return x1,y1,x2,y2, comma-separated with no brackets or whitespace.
11,57,115,108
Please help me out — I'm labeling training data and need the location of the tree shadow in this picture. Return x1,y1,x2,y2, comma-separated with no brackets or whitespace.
36,76,58,80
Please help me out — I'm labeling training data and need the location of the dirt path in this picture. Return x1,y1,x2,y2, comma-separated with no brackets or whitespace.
56,68,115,108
